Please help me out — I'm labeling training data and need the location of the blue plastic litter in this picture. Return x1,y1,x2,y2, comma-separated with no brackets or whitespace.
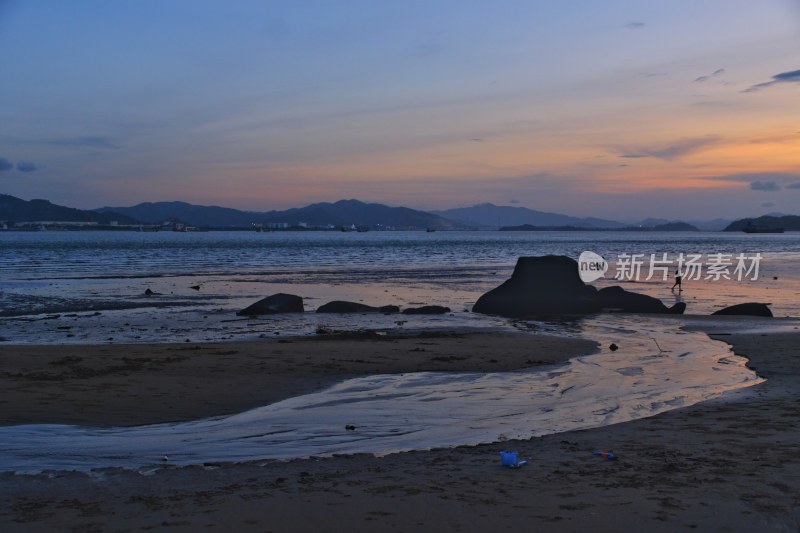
592,450,618,460
500,450,528,468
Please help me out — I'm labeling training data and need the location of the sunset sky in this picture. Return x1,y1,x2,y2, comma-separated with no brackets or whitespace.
1,1,799,220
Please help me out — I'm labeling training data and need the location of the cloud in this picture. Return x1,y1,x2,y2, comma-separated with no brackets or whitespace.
711,172,800,184
750,181,780,191
16,161,37,172
693,68,725,83
743,68,800,93
612,136,722,161
0,158,12,172
625,22,645,29
706,172,800,193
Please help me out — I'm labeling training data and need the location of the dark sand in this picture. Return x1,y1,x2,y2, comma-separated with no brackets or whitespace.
1,329,799,532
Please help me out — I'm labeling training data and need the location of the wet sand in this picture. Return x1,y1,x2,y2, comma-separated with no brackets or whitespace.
0,331,596,427
1,329,799,531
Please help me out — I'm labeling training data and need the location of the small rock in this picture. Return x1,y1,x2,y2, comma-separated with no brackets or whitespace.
609,343,619,351
712,303,773,317
237,293,304,316
402,305,451,315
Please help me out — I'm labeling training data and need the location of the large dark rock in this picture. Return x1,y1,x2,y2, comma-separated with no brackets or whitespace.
237,293,304,316
712,303,773,317
317,301,399,314
472,256,601,317
402,305,451,315
597,286,684,314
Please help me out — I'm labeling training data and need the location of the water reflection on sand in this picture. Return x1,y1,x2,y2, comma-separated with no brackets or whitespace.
0,315,770,473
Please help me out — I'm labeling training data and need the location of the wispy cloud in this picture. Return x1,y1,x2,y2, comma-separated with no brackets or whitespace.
708,172,800,192
625,22,645,29
612,136,723,161
750,181,780,191
743,69,800,93
693,68,725,83
0,157,38,175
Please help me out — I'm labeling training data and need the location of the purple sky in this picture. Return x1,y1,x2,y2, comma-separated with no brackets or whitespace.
1,1,800,219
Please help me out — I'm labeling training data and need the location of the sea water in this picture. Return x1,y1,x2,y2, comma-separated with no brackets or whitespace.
1,230,798,472
1,230,799,344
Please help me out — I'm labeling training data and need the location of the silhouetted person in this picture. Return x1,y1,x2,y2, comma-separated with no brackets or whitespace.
671,269,683,293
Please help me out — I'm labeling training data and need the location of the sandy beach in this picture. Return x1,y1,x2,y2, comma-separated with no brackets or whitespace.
1,326,799,532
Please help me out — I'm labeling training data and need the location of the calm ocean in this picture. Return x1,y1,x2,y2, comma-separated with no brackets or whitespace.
1,230,799,343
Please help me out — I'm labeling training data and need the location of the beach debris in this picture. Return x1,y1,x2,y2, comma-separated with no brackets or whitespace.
345,425,356,431
609,343,619,351
500,450,528,468
593,450,618,461
650,337,665,353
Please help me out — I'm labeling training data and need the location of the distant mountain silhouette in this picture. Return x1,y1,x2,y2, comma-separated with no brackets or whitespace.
98,199,459,230
96,201,257,227
619,221,699,231
0,194,139,225
433,203,626,229
636,217,729,231
724,215,800,232
500,221,699,232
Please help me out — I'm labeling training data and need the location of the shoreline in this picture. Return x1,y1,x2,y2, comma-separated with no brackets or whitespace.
1,324,799,531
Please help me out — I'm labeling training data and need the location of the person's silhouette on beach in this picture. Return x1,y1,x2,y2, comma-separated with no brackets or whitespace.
671,268,683,293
